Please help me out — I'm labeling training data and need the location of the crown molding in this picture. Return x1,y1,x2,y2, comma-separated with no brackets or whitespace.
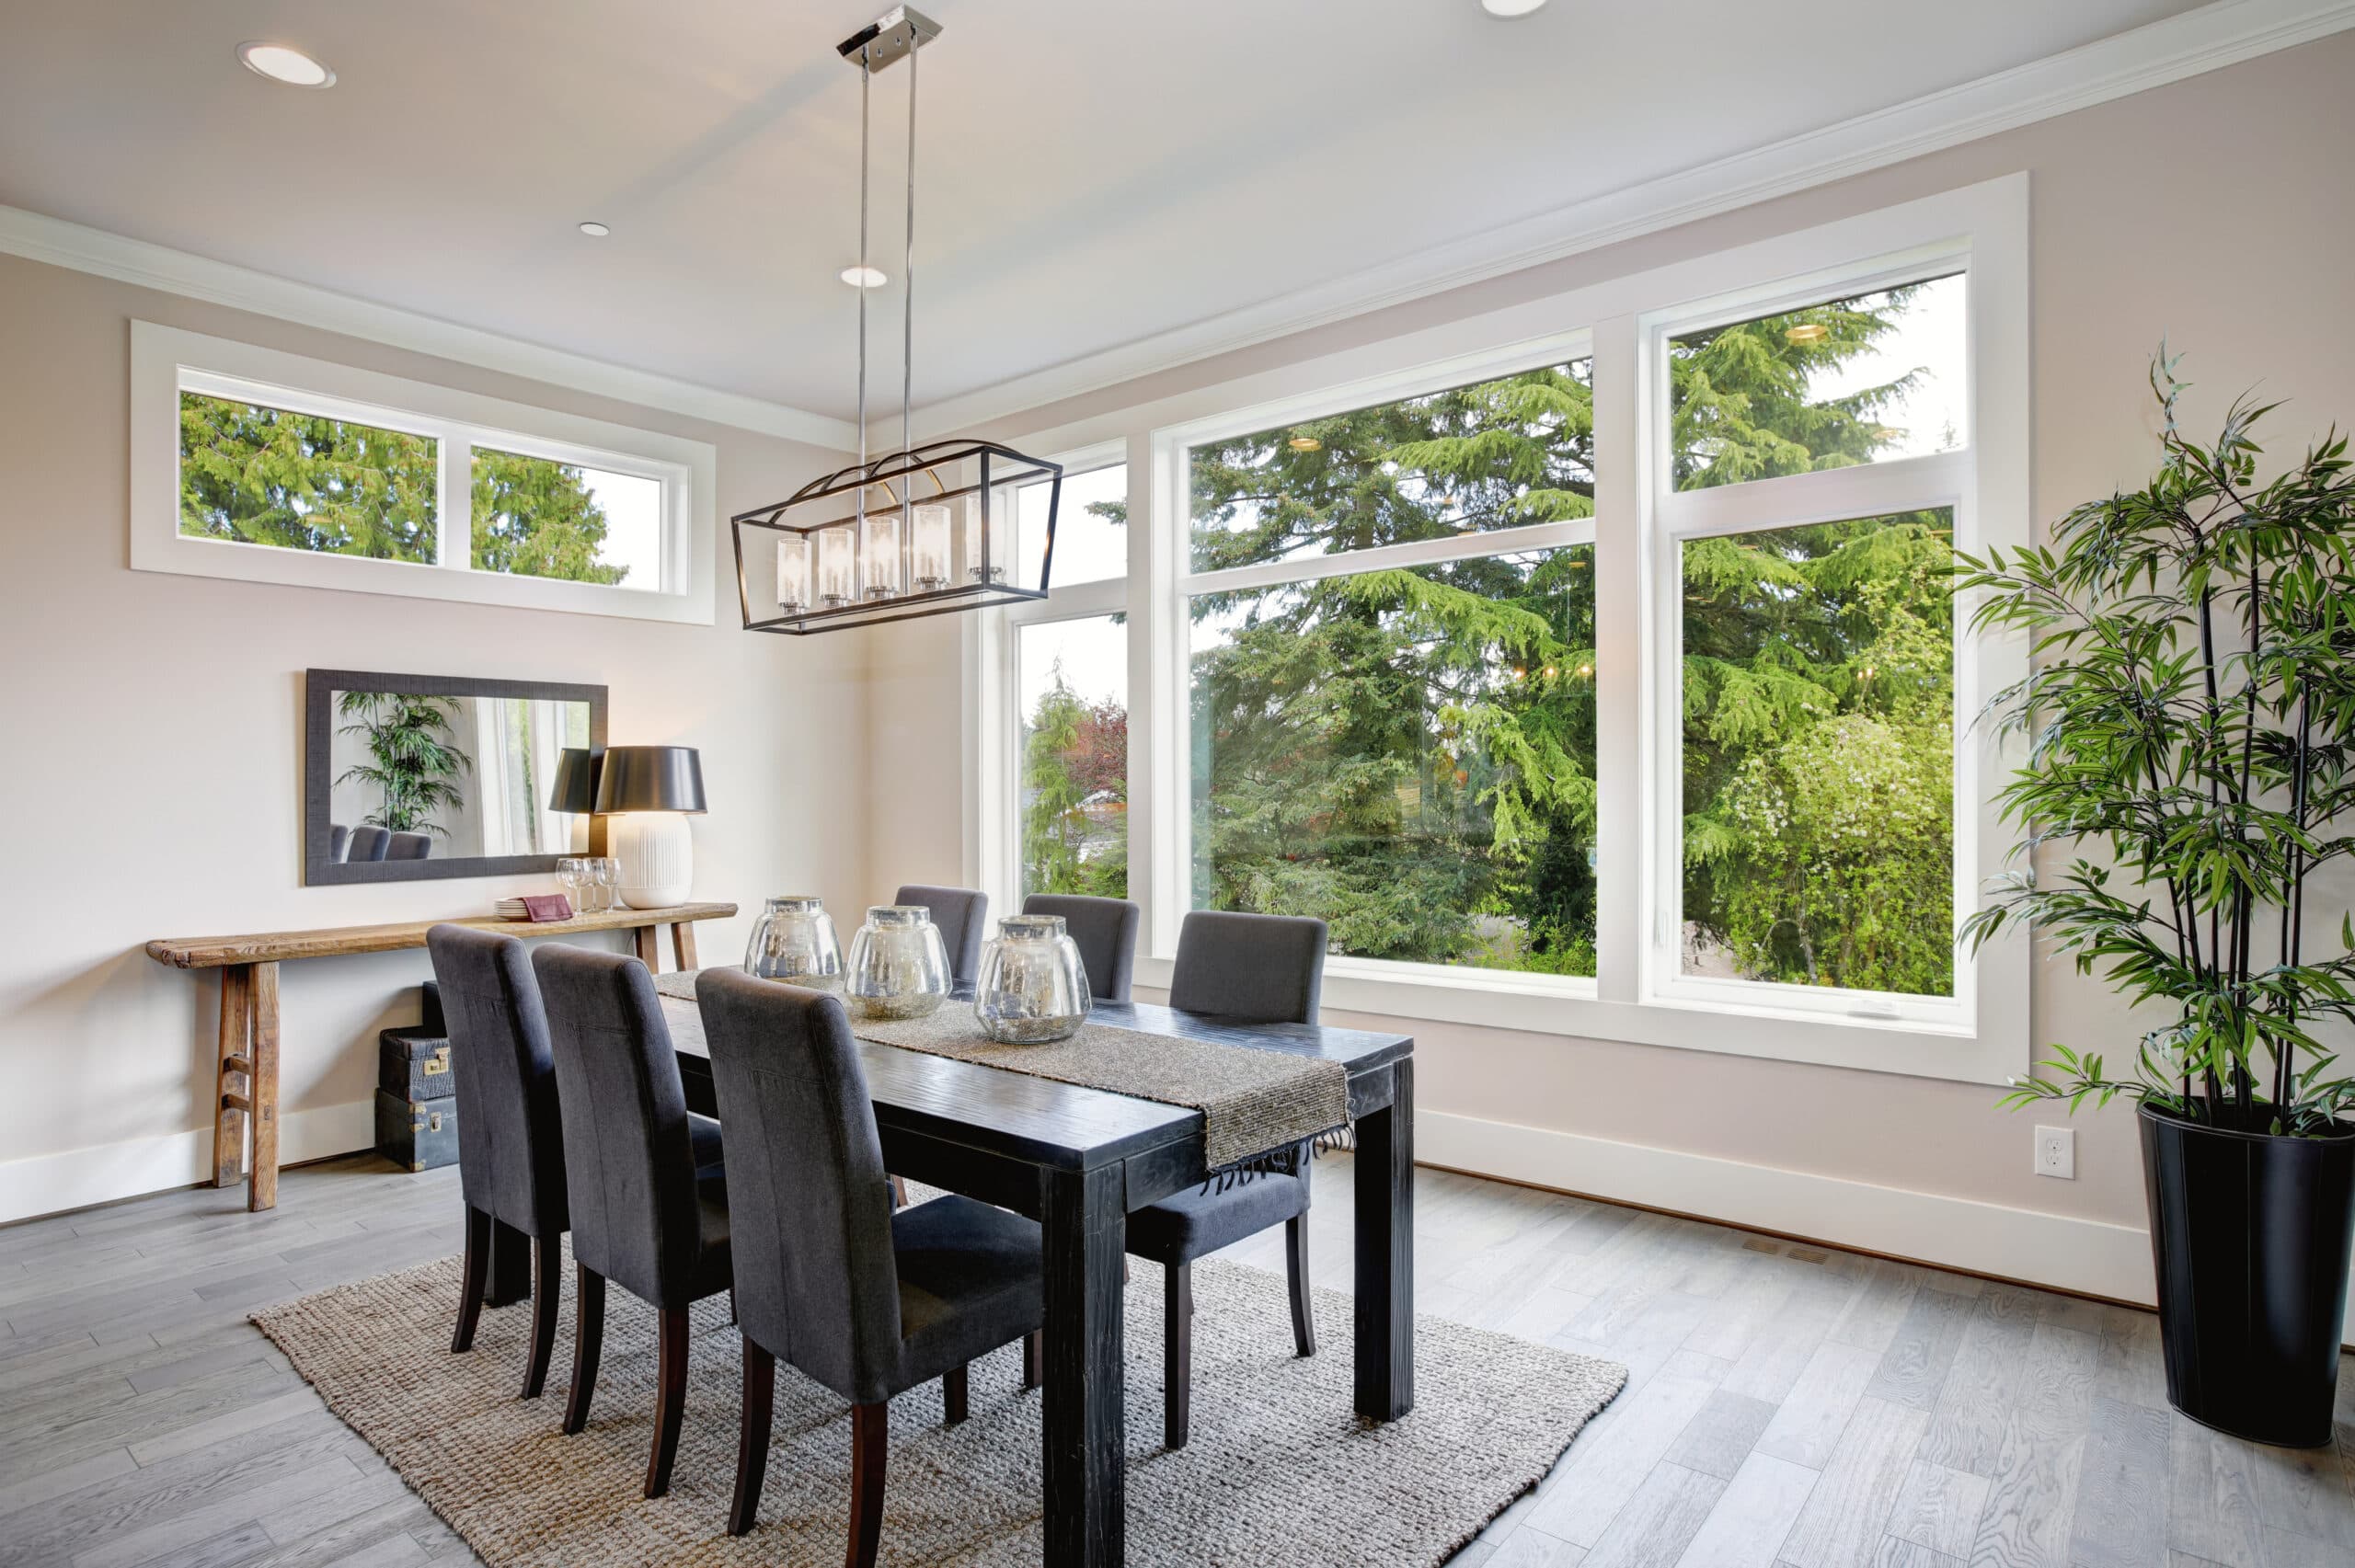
6,0,2344,452
0,204,860,452
912,0,2355,439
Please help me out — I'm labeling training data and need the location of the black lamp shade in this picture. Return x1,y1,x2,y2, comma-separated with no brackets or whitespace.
547,748,600,814
593,745,706,814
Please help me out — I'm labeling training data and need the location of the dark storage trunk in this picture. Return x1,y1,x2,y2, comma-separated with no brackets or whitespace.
377,1026,453,1102
375,1088,458,1173
2140,1101,2355,1448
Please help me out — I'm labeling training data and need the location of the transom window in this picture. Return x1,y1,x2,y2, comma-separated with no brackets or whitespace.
132,323,715,624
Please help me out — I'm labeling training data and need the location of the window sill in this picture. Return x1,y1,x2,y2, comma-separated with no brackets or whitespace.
132,530,716,624
1132,953,2020,1085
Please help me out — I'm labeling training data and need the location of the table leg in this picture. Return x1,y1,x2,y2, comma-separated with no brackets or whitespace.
671,920,698,971
1353,1055,1414,1422
633,924,661,971
1040,1162,1125,1567
247,961,281,1212
213,965,253,1189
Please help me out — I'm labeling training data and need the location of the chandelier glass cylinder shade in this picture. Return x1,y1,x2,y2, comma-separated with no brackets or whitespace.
736,441,1061,632
733,6,1063,635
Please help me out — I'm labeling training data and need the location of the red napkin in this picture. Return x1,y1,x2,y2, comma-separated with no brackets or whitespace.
520,894,574,923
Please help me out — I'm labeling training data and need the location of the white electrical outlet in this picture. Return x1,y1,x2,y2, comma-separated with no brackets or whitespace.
2034,1125,2075,1179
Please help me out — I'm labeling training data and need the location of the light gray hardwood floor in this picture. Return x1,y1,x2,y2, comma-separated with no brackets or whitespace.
1,1153,2348,1567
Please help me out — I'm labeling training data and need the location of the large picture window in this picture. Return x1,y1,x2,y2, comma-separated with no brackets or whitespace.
994,178,2028,1080
1178,354,1598,982
132,323,716,624
1648,258,1982,1033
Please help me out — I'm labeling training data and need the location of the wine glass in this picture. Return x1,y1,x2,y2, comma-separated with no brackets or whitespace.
590,857,619,913
556,858,586,912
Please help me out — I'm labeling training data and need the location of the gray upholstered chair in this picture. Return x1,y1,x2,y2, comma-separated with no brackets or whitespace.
696,967,1043,1551
328,824,350,863
348,825,391,862
892,884,988,986
386,831,434,860
1020,893,1142,1002
426,925,569,1397
532,945,730,1499
1129,909,1329,1448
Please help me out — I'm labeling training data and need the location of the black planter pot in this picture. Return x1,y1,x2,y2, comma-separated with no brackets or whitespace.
2139,1101,2355,1448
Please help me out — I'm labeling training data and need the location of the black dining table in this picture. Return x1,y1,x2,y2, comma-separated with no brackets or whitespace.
660,990,1415,1568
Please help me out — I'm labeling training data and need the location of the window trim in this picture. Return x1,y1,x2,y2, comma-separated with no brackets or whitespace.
976,175,2029,1084
972,440,1132,919
1153,326,1600,999
1643,253,1981,1035
132,321,717,624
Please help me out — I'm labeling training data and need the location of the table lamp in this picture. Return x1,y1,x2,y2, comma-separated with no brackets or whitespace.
592,746,706,909
546,748,599,853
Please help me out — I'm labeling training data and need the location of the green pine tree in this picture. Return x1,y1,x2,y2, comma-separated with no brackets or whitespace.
178,395,630,585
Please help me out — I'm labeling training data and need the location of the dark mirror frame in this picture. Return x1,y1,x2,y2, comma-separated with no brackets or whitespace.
304,669,608,886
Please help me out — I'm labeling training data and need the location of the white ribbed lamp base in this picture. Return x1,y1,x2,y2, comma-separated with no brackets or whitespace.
611,813,693,909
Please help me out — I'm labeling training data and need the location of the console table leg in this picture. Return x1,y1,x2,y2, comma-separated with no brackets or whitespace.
247,962,281,1212
633,924,661,971
671,921,697,971
213,965,252,1189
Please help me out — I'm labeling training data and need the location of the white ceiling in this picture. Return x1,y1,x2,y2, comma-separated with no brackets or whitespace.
0,0,2219,425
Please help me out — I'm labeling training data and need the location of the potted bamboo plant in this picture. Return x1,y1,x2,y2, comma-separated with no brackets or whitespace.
1959,351,2355,1447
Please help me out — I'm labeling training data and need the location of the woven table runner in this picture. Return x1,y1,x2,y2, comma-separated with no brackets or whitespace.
655,968,1347,1173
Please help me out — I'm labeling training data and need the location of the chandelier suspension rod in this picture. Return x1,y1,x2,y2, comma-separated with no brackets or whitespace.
856,52,871,527
902,32,918,464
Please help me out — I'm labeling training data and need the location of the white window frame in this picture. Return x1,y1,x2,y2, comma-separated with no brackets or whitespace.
974,176,2029,1083
969,440,1132,918
1642,253,1982,1038
132,321,716,624
1149,328,1600,1006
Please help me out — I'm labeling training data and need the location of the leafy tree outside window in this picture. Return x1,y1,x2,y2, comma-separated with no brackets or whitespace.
178,393,648,587
178,393,438,560
1168,271,1966,991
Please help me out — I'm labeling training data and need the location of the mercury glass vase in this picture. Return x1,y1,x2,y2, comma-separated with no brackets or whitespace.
844,905,952,1021
742,895,843,990
974,914,1091,1044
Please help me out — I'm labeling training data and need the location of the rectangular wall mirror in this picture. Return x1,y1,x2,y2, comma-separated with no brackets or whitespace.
304,669,608,885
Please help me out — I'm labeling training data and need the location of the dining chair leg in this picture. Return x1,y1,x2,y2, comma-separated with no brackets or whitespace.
520,1233,561,1398
562,1265,605,1436
1021,1330,1040,1392
847,1401,888,1568
645,1305,691,1498
1164,1260,1192,1450
451,1207,490,1355
728,1338,775,1537
942,1363,969,1425
1285,1213,1315,1358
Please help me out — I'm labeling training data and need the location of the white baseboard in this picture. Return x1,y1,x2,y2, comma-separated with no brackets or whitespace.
0,1101,376,1225
1418,1108,2157,1305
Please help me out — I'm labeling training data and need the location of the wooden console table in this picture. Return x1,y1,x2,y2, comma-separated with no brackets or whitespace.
145,901,735,1212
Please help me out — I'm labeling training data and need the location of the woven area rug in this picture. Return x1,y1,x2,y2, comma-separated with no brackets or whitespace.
255,1250,1623,1567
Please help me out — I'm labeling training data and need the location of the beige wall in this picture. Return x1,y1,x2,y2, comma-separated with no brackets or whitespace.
866,35,2355,1296
0,254,865,1217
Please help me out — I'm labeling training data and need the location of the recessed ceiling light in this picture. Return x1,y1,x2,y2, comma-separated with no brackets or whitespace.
840,266,888,289
1480,0,1550,16
1785,323,1831,345
578,221,611,238
1287,436,1323,452
237,41,335,87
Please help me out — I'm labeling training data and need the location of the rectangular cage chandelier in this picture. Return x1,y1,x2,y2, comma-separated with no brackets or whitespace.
733,6,1063,636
